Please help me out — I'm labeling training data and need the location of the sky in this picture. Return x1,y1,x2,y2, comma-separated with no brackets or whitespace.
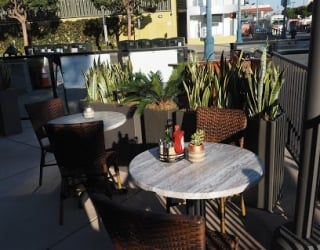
260,0,309,13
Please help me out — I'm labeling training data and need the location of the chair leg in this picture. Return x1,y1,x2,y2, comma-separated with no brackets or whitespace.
39,151,45,186
220,197,226,233
240,193,246,217
59,192,64,225
105,152,126,191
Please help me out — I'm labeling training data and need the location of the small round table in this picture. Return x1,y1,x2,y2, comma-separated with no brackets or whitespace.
129,142,264,232
48,111,126,131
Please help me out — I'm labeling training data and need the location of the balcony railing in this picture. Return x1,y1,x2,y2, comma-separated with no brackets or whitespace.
273,52,308,165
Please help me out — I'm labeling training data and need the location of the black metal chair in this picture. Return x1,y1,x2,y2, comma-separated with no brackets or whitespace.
25,98,65,186
44,120,124,225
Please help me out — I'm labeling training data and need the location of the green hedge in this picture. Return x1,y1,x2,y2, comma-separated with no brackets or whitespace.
0,17,118,55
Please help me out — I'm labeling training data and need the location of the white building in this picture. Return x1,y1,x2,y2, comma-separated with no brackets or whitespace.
179,0,273,45
185,0,238,44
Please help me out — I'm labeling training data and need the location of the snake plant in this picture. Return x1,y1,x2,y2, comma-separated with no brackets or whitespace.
83,57,133,104
212,52,238,109
182,61,214,111
242,47,285,121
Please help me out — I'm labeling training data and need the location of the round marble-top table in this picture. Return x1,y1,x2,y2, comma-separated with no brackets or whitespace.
48,111,126,131
129,142,264,231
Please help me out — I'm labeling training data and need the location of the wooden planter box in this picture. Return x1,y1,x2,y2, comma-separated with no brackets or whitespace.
0,89,22,136
244,113,287,212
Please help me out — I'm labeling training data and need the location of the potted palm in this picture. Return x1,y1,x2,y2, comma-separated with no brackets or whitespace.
122,68,182,145
240,47,287,212
0,61,22,136
188,129,205,162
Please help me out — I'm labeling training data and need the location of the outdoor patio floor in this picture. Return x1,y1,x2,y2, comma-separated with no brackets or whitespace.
1,120,319,250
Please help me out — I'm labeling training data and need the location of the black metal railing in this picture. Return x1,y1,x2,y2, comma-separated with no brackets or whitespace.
273,52,308,165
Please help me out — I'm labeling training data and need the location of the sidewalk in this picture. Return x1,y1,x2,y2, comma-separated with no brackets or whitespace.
187,43,231,60
0,120,319,249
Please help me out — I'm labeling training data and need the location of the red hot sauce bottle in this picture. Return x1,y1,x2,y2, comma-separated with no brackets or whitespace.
173,124,184,154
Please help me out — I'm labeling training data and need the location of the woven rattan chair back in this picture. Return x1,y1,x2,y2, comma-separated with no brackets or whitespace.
45,120,117,225
25,98,65,145
25,98,65,186
196,106,247,234
196,107,247,147
89,193,207,250
45,121,107,177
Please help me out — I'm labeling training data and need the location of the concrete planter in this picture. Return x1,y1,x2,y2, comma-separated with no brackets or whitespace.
80,101,143,164
244,112,287,212
0,89,22,136
143,108,178,145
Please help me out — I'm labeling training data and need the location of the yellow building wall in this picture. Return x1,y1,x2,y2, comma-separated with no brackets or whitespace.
120,0,178,40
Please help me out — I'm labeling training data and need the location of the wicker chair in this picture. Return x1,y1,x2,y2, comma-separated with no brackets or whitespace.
89,192,239,250
44,120,123,225
25,98,65,186
196,107,247,233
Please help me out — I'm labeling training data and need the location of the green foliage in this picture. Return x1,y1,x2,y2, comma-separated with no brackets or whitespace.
286,3,313,18
83,57,133,104
181,52,244,111
241,47,285,121
182,61,214,111
90,0,160,15
212,52,239,109
0,61,11,91
0,18,118,53
190,129,205,146
122,68,181,114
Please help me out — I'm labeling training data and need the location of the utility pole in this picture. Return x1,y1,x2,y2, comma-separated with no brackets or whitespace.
281,0,287,39
237,0,243,43
204,0,214,61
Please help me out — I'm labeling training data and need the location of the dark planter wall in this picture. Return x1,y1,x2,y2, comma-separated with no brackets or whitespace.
143,108,178,146
173,110,196,143
80,101,143,164
0,89,22,136
244,113,287,212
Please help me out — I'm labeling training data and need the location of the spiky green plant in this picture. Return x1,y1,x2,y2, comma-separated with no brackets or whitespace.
83,57,132,104
212,52,237,108
182,61,214,111
190,129,205,146
242,47,285,121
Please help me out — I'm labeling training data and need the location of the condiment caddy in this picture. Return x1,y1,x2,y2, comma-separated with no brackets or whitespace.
159,119,185,162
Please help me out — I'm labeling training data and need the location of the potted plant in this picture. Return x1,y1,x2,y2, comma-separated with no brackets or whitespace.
83,57,133,106
240,47,287,212
0,60,22,136
187,129,205,162
176,53,237,142
122,68,182,145
82,58,142,163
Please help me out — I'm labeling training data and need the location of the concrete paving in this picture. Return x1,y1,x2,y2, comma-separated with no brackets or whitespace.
1,120,319,249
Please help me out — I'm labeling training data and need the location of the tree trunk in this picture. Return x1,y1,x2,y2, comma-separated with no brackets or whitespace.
21,20,29,47
126,7,132,40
